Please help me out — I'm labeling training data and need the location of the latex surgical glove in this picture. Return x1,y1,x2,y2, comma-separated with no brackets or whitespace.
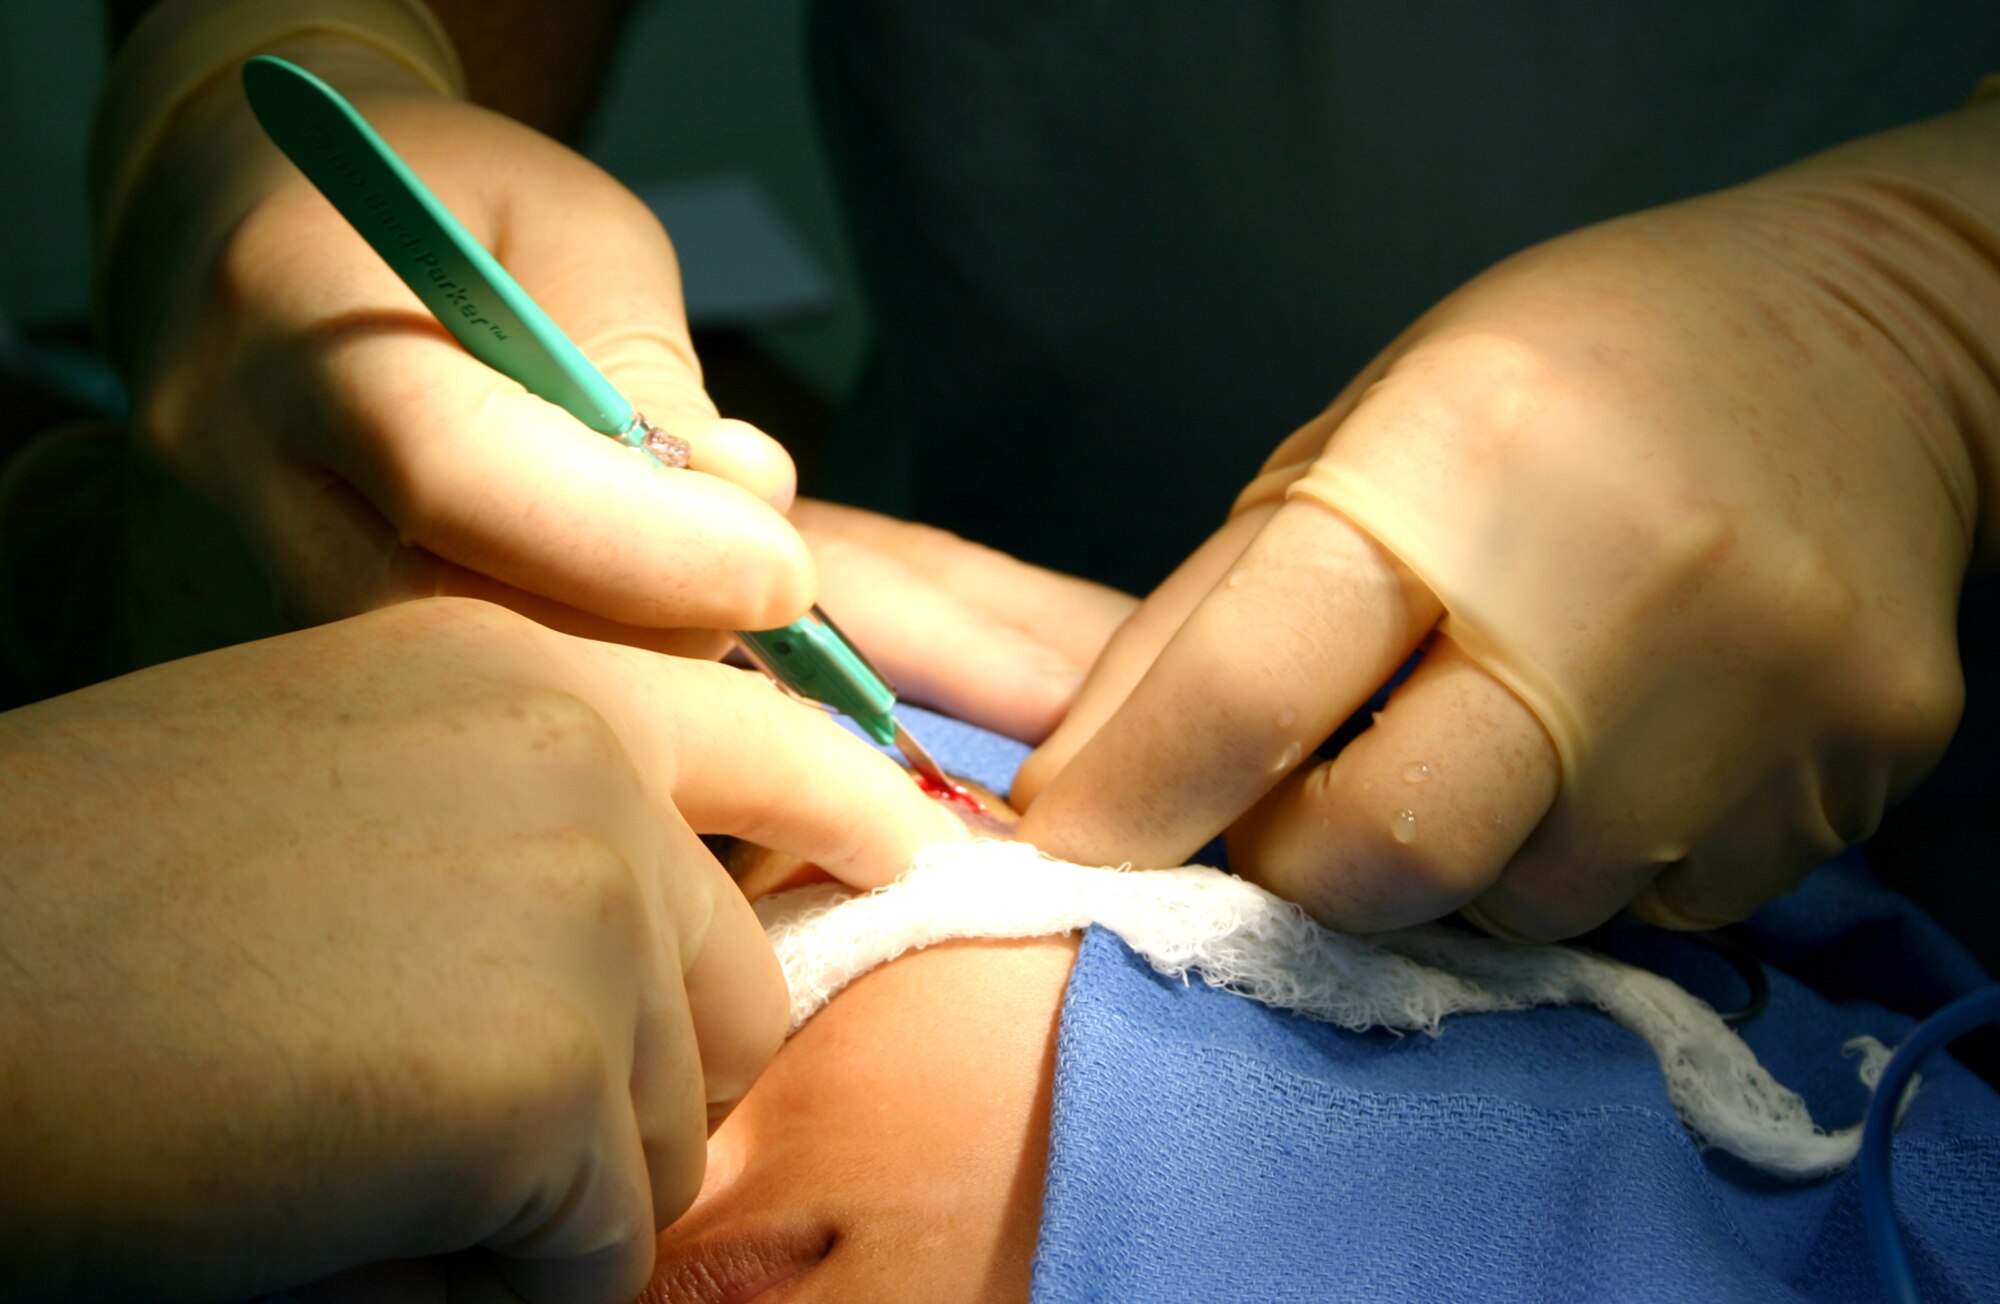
99,31,803,661
1016,100,2000,940
791,498,1138,742
0,599,964,1303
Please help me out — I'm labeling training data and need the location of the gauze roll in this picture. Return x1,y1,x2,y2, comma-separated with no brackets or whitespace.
757,840,1904,1181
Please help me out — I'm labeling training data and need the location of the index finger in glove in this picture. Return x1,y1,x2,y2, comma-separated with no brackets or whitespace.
1010,361,1398,805
560,641,968,889
295,320,814,632
1011,506,1274,806
1016,497,1440,870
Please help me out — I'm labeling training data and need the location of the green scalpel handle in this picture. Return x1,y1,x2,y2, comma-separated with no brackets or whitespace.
738,609,899,746
242,55,635,436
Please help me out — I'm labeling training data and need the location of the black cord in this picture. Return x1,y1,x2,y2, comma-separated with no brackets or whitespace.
1687,927,1771,1028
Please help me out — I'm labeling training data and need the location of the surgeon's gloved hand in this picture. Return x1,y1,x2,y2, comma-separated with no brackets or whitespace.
1017,104,2000,940
0,598,964,1303
99,31,803,661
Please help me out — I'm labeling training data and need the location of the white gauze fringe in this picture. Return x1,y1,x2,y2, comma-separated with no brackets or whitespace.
756,840,1900,1181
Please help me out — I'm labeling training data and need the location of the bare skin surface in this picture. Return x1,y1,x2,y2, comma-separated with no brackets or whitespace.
647,778,1068,1304
640,936,1076,1304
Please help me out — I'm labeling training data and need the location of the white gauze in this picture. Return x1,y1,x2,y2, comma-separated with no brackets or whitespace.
756,839,1897,1181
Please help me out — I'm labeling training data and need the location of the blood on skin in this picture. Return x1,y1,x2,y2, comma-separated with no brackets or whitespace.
721,769,1018,900
914,770,985,815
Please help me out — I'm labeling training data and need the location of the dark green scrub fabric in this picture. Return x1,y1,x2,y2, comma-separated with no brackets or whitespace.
809,1,2000,594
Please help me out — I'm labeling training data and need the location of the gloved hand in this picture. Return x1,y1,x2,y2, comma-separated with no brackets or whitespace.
791,498,1138,742
0,598,965,1303
99,30,803,660
1016,102,2000,940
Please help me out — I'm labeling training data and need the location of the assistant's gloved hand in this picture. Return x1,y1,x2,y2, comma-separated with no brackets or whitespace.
97,28,802,661
0,599,965,1303
1017,101,2000,940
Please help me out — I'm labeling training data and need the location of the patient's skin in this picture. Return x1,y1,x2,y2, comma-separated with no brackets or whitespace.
641,937,1076,1303
643,781,1074,1303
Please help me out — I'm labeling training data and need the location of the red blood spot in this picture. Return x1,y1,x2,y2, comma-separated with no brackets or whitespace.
914,770,984,814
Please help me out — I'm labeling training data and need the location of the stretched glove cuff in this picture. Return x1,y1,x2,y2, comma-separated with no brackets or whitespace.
88,0,465,337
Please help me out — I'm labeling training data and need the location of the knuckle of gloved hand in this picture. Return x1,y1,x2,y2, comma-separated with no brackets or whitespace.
367,601,640,777
1612,487,1747,616
499,682,639,799
1848,638,1967,769
591,165,673,238
211,190,355,349
1400,326,1547,383
376,593,542,658
1754,540,1866,648
1741,541,1966,764
1392,328,1567,436
511,830,656,988
213,191,308,307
